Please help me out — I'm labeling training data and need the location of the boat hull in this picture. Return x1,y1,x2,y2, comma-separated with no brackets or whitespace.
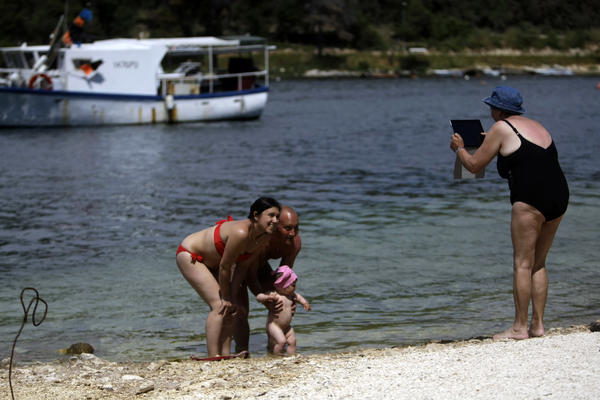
0,86,268,127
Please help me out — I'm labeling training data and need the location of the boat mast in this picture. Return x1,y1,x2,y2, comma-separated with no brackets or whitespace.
264,46,269,87
208,45,213,93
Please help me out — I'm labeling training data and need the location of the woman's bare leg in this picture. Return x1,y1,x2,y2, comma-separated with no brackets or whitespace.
176,253,225,356
494,202,544,340
529,215,563,337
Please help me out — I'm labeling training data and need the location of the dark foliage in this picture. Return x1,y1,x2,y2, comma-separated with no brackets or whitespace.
0,0,598,49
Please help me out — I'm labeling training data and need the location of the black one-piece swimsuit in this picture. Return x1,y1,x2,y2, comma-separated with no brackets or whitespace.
496,120,569,221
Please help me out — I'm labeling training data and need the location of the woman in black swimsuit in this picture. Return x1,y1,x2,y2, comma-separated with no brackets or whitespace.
450,86,569,340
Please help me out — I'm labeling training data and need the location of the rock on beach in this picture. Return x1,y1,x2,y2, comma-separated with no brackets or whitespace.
1,325,598,399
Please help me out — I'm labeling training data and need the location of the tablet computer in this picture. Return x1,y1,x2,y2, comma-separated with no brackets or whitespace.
450,119,485,147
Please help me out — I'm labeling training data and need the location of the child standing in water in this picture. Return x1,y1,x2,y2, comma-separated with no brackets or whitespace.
256,265,311,355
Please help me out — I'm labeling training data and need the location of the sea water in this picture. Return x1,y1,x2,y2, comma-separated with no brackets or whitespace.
1,76,599,362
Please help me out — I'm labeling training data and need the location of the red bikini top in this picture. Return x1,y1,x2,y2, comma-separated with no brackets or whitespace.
214,216,252,263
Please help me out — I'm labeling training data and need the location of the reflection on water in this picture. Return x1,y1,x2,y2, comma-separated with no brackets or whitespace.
1,77,599,362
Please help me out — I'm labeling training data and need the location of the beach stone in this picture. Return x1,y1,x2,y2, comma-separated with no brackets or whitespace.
122,374,144,381
60,343,95,355
147,360,169,371
199,378,227,388
44,373,61,384
590,320,600,332
78,353,103,365
99,383,114,391
136,383,155,394
165,381,180,390
1,358,14,369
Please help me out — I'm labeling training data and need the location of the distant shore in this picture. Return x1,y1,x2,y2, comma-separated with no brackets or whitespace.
2,324,599,399
269,47,600,79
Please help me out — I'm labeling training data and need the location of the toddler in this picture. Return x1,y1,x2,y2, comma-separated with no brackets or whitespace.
256,265,311,355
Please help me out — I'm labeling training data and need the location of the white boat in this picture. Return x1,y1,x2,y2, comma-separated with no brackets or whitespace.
0,35,275,127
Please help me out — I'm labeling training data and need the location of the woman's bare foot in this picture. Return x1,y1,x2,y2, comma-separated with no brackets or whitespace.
528,323,545,338
493,327,529,340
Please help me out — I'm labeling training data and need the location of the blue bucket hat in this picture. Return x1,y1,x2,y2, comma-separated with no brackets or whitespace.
482,86,525,114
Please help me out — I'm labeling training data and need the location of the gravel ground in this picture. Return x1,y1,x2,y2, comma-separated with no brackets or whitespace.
2,325,598,400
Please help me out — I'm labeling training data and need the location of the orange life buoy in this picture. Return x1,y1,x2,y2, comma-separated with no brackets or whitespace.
28,73,53,90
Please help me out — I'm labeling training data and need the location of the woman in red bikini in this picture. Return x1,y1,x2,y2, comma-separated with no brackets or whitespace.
176,197,281,356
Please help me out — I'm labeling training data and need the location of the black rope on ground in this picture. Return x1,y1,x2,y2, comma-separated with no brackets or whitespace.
9,287,48,400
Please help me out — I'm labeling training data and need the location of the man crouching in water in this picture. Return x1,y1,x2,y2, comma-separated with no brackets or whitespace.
233,205,302,352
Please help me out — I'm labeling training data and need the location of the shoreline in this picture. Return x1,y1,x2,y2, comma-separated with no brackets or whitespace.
269,47,600,79
293,64,600,79
2,324,598,399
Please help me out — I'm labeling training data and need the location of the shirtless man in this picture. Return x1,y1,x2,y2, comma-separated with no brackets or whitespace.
233,205,301,352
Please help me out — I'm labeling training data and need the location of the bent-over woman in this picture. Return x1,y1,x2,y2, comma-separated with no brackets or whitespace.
176,197,281,356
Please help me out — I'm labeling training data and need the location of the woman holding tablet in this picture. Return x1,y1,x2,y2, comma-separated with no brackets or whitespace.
450,86,569,340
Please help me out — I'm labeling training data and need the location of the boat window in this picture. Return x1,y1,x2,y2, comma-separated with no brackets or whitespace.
227,57,256,73
56,53,65,69
158,44,268,95
3,52,26,68
162,55,205,74
23,52,36,69
174,61,202,76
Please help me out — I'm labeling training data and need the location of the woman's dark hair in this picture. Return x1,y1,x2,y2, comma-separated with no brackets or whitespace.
248,197,281,219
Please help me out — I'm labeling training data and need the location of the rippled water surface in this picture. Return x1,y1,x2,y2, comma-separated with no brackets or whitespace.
1,76,599,362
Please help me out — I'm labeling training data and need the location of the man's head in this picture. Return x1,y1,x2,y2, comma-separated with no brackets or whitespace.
277,206,299,243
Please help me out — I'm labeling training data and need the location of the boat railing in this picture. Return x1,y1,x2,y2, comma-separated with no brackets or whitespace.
158,69,267,97
0,67,62,88
0,67,27,78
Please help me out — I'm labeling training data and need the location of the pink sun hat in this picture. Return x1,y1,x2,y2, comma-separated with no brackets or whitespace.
273,265,298,290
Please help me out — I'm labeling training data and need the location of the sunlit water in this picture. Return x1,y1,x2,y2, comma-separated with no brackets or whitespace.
1,76,599,362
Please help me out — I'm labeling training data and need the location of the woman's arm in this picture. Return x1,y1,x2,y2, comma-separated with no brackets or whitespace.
218,224,248,312
451,125,503,173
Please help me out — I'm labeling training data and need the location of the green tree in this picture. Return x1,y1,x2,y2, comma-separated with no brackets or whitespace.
1,0,599,50
304,0,354,55
395,0,433,41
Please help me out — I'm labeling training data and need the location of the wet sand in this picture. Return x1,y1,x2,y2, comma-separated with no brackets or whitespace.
2,325,598,399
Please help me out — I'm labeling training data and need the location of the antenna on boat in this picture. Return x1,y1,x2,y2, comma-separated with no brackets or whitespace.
63,0,69,31
38,14,66,71
33,0,70,71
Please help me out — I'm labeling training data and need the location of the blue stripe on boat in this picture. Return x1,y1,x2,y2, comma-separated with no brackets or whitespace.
0,86,269,101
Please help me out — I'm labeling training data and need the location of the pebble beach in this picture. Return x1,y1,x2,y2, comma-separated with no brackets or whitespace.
2,325,599,400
